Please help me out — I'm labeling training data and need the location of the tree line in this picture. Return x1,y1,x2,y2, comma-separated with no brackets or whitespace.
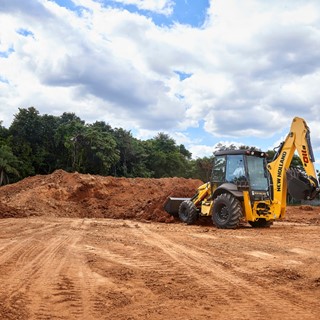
0,107,214,185
0,107,313,186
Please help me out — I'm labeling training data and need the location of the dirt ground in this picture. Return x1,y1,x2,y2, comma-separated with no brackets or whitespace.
0,170,319,319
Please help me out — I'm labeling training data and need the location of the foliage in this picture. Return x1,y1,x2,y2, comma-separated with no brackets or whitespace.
215,143,260,151
189,157,213,182
111,128,151,177
3,108,194,180
0,144,20,185
1,107,314,185
144,133,191,178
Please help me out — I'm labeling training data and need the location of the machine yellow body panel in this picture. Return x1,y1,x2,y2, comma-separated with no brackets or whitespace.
164,117,319,229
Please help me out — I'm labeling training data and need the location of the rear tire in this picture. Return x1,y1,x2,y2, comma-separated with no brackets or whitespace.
178,200,198,225
249,219,273,228
212,193,242,229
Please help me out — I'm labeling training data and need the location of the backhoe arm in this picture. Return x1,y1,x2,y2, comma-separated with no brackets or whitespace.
267,117,319,218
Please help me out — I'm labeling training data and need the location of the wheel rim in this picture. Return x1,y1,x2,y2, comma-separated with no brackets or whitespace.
180,207,188,220
217,205,229,222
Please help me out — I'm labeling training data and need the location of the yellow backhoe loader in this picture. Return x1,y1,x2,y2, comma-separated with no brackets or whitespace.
164,117,320,228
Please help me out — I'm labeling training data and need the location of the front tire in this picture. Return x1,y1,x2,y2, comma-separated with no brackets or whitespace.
212,193,242,229
178,200,198,225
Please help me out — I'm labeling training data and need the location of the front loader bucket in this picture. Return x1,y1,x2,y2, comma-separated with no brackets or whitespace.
286,168,318,200
163,197,190,216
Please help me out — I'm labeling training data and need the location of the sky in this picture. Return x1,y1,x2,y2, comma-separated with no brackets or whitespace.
1,0,320,169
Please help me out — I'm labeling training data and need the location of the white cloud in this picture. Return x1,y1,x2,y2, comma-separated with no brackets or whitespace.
110,0,174,15
188,144,215,159
0,0,185,129
0,0,320,168
189,141,247,159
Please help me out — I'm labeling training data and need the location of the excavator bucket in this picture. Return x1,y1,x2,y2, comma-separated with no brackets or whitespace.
286,168,318,200
163,197,190,216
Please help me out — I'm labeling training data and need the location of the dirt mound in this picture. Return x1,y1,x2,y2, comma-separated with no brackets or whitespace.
285,205,320,225
1,169,319,224
0,170,203,222
0,202,27,218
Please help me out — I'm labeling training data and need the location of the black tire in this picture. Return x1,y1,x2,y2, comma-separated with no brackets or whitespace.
249,219,273,228
212,193,242,229
178,200,198,225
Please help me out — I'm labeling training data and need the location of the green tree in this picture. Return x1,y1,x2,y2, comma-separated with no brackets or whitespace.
129,138,151,177
8,107,65,176
111,127,151,177
54,119,120,174
215,142,238,151
4,108,198,181
179,144,192,160
54,115,86,171
36,114,61,173
0,121,9,142
216,143,260,151
189,156,213,182
8,107,43,177
81,124,120,175
145,133,190,178
0,144,20,185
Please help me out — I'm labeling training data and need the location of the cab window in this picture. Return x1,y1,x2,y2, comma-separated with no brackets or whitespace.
212,156,226,182
226,155,246,183
247,156,269,190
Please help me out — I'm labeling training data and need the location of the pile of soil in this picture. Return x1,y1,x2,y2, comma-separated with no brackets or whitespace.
0,170,203,222
0,202,27,218
284,204,320,225
0,169,319,224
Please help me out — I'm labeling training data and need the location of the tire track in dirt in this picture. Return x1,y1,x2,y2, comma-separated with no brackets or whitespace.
130,221,320,320
83,220,214,319
85,220,263,318
81,219,320,319
30,219,102,320
128,223,267,318
0,219,100,319
0,217,319,320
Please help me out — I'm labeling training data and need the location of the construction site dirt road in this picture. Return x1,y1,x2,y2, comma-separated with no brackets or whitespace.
0,170,319,319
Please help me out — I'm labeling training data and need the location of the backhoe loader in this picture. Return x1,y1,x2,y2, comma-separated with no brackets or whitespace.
164,117,320,228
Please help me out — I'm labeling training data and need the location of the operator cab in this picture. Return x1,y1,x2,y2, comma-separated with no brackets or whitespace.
212,150,270,200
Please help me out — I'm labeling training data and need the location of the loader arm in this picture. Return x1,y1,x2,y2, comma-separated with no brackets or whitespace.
267,117,320,218
163,182,211,216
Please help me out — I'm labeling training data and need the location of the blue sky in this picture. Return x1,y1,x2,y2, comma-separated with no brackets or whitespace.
1,0,320,169
53,0,209,26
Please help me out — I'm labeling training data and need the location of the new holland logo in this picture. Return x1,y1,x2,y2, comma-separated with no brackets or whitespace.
277,151,287,192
